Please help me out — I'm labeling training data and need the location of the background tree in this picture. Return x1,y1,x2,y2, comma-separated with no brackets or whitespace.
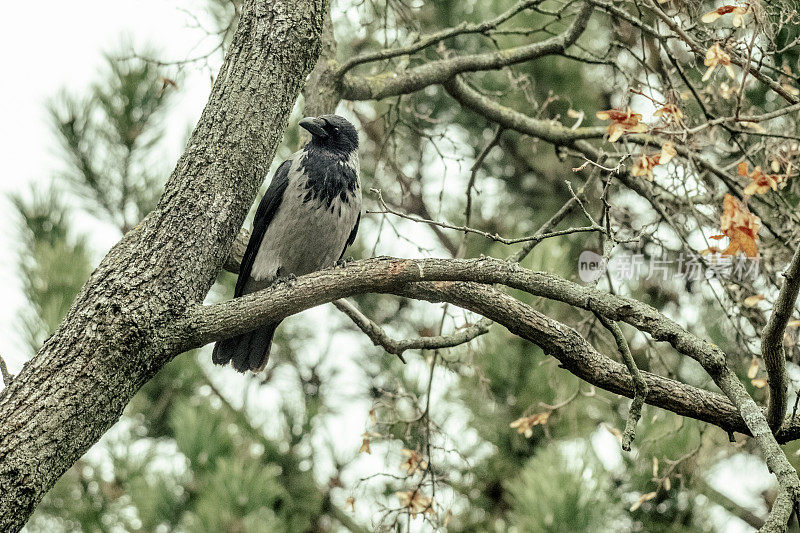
3,0,800,532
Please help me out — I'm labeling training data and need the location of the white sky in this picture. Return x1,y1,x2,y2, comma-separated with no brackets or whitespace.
0,0,215,372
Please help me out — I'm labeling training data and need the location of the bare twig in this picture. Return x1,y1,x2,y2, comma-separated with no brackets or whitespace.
595,314,648,451
337,0,546,76
333,299,489,362
645,0,800,105
368,188,606,245
340,2,594,100
459,126,504,257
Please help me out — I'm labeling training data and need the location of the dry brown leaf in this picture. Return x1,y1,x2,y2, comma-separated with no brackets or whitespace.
400,448,429,475
396,490,434,518
702,5,749,27
747,357,760,379
596,108,648,142
358,439,371,454
715,194,760,257
743,294,765,307
703,43,735,81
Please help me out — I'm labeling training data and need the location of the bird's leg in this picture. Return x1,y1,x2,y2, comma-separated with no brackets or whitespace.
335,256,355,268
272,268,297,285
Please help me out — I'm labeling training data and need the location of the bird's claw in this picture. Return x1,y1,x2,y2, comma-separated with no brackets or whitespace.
335,256,355,268
275,273,297,284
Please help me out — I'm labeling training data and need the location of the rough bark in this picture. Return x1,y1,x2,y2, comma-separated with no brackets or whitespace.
0,0,326,530
763,245,800,431
174,255,800,441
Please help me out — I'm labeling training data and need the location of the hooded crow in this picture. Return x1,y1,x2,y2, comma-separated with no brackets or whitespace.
213,114,361,372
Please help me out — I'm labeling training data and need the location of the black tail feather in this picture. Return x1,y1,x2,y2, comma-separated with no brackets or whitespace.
212,322,279,373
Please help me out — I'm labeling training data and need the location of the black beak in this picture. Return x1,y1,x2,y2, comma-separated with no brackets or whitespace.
298,116,329,139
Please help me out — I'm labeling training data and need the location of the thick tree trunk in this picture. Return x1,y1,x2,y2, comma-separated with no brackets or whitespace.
0,1,326,529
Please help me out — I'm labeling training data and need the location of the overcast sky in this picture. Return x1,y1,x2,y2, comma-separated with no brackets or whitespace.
0,1,216,372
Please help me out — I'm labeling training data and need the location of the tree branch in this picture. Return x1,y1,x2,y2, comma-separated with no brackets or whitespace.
336,0,546,76
763,246,800,431
368,188,607,245
188,256,800,439
595,314,648,451
332,298,489,362
644,0,800,105
339,2,594,100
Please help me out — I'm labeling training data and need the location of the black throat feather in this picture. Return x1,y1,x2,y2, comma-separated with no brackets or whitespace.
300,143,358,210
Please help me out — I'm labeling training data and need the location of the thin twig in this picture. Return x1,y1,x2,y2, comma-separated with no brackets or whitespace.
336,0,545,76
595,314,649,451
369,188,606,245
333,299,490,363
459,126,504,257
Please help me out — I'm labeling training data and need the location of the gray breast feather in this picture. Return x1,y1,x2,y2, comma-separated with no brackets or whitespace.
249,155,361,288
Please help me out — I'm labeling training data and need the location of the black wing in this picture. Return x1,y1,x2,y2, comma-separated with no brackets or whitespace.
339,211,361,261
235,159,291,297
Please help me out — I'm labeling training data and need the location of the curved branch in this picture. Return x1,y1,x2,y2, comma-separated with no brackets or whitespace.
443,75,607,143
332,299,488,361
186,256,799,442
595,314,648,451
182,256,800,500
337,0,546,77
340,2,593,100
763,246,800,431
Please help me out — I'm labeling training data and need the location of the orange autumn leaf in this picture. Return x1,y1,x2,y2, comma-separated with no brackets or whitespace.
632,154,659,181
738,161,785,195
400,448,428,475
702,5,749,27
359,430,381,454
716,194,760,257
358,439,371,454
654,105,684,126
631,143,676,181
703,43,735,81
751,377,768,388
660,142,677,164
596,108,648,142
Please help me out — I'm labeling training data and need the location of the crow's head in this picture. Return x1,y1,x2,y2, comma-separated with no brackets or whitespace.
299,114,358,154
